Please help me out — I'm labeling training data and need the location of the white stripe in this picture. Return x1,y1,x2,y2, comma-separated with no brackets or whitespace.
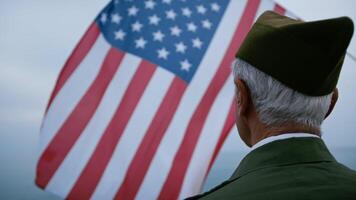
39,35,110,155
285,10,298,19
136,1,248,199
91,68,174,200
178,75,234,199
262,0,298,20
45,53,142,197
254,0,275,22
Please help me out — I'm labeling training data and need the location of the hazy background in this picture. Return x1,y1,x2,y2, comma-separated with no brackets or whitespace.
0,0,355,199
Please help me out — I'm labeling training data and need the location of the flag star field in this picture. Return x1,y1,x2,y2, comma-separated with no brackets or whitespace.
98,0,229,83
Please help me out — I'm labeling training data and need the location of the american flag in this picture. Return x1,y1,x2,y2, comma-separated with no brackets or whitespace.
36,0,293,199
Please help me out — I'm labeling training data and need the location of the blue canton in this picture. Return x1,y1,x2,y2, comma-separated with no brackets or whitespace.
96,0,229,83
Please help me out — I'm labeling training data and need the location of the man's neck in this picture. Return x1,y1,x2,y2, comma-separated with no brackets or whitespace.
251,132,320,150
250,123,320,147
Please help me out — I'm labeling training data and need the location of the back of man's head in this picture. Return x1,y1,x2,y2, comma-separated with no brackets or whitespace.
233,58,332,130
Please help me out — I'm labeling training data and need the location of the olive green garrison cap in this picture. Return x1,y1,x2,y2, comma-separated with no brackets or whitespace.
236,11,354,96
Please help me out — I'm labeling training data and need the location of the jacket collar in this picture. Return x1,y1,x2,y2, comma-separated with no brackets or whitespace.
230,137,336,180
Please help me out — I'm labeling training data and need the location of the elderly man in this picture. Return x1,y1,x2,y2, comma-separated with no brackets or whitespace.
187,11,356,200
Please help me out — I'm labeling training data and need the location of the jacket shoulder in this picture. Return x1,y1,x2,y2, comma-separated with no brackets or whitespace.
188,162,356,200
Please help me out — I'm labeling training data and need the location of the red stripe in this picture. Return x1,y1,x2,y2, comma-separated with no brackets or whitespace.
273,3,286,15
114,77,187,200
45,22,100,113
67,60,156,200
158,1,261,199
206,101,236,175
35,48,124,188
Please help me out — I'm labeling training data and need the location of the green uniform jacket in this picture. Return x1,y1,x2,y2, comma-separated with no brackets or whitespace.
186,137,356,200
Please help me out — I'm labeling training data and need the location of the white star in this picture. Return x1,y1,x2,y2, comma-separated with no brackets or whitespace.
170,26,182,36
187,22,197,32
182,7,192,17
145,0,156,9
175,42,187,53
162,0,172,4
211,3,220,12
153,30,165,42
128,6,139,16
202,19,212,29
149,15,160,25
197,5,207,14
135,37,147,49
157,48,169,59
111,13,122,24
166,9,177,20
192,37,203,49
100,13,107,23
180,59,192,71
114,29,126,40
132,21,143,32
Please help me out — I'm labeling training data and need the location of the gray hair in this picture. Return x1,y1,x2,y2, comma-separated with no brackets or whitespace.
232,59,332,129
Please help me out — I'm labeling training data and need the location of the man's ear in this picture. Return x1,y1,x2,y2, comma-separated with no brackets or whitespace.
324,88,339,119
234,78,251,117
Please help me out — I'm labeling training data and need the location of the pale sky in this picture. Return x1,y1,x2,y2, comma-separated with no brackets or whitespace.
0,0,355,199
